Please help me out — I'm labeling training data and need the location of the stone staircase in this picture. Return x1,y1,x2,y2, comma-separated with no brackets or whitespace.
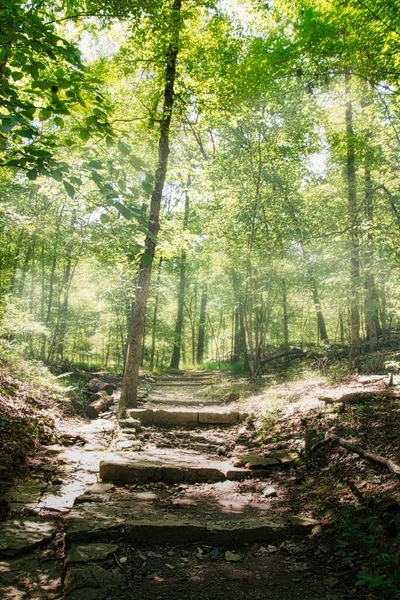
65,372,314,553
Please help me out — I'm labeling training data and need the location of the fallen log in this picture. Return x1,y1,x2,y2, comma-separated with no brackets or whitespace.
88,378,116,395
311,433,400,478
319,389,400,404
86,391,113,419
251,349,307,380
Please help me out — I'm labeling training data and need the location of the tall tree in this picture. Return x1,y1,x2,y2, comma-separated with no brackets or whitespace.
120,0,183,413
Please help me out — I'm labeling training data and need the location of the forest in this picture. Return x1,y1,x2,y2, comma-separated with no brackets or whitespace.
2,0,400,391
1,0,400,599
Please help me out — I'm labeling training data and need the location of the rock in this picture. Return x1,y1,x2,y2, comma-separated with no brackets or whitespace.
268,545,278,553
224,551,242,562
64,564,126,597
198,411,239,425
66,543,119,565
268,449,299,464
0,519,57,556
100,459,162,483
289,516,319,535
119,418,142,429
154,410,199,428
126,409,154,426
232,454,280,469
262,486,278,498
323,576,340,587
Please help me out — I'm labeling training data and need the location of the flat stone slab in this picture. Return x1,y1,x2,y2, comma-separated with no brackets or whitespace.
233,450,300,469
0,518,58,556
99,456,245,484
154,409,199,427
126,408,244,427
66,543,119,565
233,455,280,469
65,503,290,546
66,484,316,547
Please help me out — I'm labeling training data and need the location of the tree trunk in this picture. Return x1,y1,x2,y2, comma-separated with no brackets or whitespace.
363,165,381,350
120,0,182,414
282,279,289,352
345,73,361,365
196,284,207,365
149,257,163,371
310,277,329,343
170,191,189,369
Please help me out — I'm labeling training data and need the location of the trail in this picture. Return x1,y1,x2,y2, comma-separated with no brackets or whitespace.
0,372,352,599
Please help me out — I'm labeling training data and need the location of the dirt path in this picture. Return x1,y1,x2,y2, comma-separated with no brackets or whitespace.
0,372,359,599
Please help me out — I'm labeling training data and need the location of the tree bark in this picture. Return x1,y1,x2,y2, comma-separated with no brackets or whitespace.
196,284,207,365
310,277,329,343
363,165,381,350
149,257,163,371
345,73,361,365
120,0,182,414
282,278,289,352
170,190,189,369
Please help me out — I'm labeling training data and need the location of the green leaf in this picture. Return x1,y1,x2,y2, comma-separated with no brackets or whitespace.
13,128,34,138
141,180,153,194
77,96,87,108
63,181,76,198
27,169,38,180
79,129,90,142
50,170,63,182
87,159,103,170
38,109,51,121
100,213,111,224
54,116,64,128
114,201,135,220
140,253,152,265
106,136,114,148
117,140,130,156
11,71,24,82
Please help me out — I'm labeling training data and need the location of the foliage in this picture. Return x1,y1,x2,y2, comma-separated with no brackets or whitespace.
335,506,400,597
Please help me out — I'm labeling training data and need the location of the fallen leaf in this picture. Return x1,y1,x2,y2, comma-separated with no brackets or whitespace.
225,551,242,562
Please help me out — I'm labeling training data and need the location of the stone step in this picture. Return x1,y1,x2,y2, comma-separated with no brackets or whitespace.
66,483,318,547
99,453,249,484
153,381,213,387
125,408,247,427
154,375,215,382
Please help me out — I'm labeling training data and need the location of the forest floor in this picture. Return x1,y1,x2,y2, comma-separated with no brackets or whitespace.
0,366,399,599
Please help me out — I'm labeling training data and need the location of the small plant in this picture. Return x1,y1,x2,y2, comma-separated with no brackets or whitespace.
334,506,400,597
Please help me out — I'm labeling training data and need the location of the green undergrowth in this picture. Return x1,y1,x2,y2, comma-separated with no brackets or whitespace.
0,345,88,475
334,505,400,597
251,379,400,598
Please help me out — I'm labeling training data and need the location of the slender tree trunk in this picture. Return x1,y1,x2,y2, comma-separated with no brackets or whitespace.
56,258,72,361
282,279,289,352
120,0,182,414
17,241,33,297
239,303,250,372
363,165,381,350
170,191,189,369
310,278,329,343
196,284,207,365
150,257,163,371
345,73,361,365
339,310,345,345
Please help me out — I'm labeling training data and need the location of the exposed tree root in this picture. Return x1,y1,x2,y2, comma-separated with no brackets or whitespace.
311,433,400,478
